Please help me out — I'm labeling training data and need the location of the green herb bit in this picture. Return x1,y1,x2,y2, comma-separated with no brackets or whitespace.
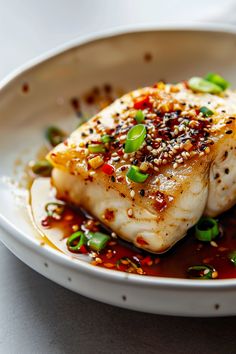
116,257,139,271
101,134,113,144
199,106,214,117
88,232,110,251
205,73,230,91
45,126,66,147
195,217,219,242
126,165,149,183
187,264,215,279
88,144,106,153
229,251,236,266
31,159,52,177
135,110,145,123
124,124,146,153
188,77,222,94
67,231,88,253
45,202,65,219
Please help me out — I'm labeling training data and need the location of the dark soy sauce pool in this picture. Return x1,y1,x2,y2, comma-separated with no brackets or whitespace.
42,202,236,279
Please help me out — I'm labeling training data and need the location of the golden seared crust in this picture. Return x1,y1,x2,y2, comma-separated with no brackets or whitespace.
48,82,236,215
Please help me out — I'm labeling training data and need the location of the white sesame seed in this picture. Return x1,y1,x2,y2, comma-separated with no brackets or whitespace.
127,208,133,217
210,241,218,248
130,190,135,198
173,162,178,169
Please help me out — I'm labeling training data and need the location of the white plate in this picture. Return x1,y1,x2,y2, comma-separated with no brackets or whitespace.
1,24,236,317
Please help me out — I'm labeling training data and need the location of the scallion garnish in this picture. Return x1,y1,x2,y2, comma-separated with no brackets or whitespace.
195,217,219,242
88,232,110,251
67,231,88,253
88,144,106,153
124,124,146,153
205,73,230,90
135,110,145,123
101,134,112,144
116,257,139,271
199,106,214,117
45,126,66,147
45,202,65,219
126,165,149,183
188,77,222,94
187,264,215,279
31,159,52,177
229,251,236,266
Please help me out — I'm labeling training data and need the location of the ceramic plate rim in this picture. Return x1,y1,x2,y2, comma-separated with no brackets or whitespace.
1,22,236,289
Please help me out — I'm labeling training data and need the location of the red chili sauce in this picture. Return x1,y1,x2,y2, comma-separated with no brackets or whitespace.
42,202,236,279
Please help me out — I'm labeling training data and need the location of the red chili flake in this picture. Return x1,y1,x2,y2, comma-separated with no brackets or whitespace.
41,218,50,228
136,236,149,246
80,245,88,254
104,209,115,222
154,191,168,212
101,163,115,175
140,256,153,266
133,95,151,110
117,149,124,157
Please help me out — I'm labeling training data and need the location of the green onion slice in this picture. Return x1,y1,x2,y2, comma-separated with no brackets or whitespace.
88,232,110,251
67,231,87,253
45,126,66,147
116,257,140,271
31,159,52,177
195,217,219,242
124,124,146,153
229,251,236,266
187,264,215,279
199,106,214,117
188,77,222,94
135,110,145,123
88,144,106,153
101,134,113,144
126,165,149,183
205,73,230,90
45,202,65,219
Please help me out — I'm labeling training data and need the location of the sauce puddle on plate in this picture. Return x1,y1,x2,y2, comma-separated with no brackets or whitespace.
41,199,236,279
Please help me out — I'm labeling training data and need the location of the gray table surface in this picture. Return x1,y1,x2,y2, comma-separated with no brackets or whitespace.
1,1,236,353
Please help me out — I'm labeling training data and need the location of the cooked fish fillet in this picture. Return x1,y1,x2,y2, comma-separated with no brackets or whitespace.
47,82,236,253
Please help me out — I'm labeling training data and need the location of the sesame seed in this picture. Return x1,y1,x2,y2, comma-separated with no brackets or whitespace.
130,190,135,198
173,162,178,169
210,241,218,248
127,208,133,217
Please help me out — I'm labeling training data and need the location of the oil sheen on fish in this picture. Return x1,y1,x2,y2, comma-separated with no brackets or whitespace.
47,81,236,253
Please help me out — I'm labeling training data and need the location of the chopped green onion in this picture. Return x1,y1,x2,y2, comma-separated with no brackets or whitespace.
45,126,66,147
67,231,87,253
88,232,110,251
199,106,214,117
135,110,145,123
187,264,215,279
188,77,222,94
88,144,106,153
124,124,146,153
126,165,149,183
229,251,236,266
116,257,139,271
31,159,52,177
45,202,65,219
195,217,219,242
101,134,113,144
205,73,230,90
